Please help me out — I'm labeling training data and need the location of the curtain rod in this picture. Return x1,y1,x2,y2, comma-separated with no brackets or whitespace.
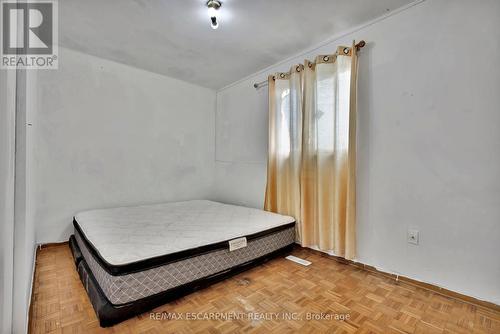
254,40,366,89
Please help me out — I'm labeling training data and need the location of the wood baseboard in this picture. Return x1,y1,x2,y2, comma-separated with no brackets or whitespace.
39,241,69,249
302,246,500,313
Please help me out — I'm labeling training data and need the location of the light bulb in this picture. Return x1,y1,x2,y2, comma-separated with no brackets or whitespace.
208,7,217,19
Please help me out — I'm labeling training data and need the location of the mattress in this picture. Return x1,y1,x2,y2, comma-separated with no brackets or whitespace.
75,200,295,269
73,200,296,307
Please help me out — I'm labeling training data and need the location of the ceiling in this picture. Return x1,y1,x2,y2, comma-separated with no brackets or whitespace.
59,0,415,90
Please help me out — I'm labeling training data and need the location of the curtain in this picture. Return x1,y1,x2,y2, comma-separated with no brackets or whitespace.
264,42,358,260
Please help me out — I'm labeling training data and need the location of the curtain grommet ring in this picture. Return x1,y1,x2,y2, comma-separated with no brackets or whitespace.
323,56,329,61
343,47,350,55
296,65,301,72
279,73,285,78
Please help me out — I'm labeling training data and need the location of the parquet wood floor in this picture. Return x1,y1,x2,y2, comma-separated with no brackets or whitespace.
29,245,500,333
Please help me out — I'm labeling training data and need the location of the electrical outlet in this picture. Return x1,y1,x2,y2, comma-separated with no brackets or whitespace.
407,229,419,245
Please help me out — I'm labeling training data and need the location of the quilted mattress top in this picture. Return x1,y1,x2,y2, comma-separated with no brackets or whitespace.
74,200,295,266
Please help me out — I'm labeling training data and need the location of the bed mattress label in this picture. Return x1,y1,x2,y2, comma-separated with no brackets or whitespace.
229,237,247,251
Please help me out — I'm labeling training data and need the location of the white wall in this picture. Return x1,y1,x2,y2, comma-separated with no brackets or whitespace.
34,47,216,243
214,0,500,304
0,68,38,334
0,69,16,334
11,69,38,334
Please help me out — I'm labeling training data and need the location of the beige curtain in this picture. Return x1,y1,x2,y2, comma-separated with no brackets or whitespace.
264,42,358,260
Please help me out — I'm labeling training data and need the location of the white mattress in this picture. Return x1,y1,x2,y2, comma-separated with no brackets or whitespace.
75,200,295,266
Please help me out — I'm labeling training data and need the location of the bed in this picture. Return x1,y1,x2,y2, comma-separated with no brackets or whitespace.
69,200,296,326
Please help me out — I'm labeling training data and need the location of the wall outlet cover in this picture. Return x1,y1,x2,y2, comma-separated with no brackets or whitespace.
407,229,419,245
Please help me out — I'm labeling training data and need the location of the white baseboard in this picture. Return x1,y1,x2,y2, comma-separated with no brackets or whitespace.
25,244,38,334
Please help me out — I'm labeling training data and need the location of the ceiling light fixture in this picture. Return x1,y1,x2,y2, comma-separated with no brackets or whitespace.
206,0,221,30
